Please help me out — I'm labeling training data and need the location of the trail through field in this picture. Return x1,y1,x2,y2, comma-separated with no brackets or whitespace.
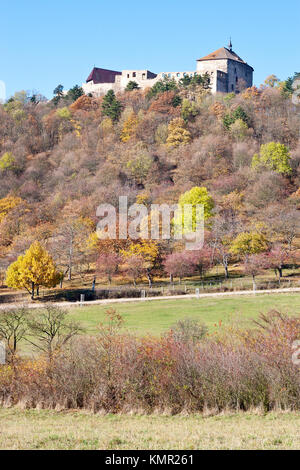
0,287,300,310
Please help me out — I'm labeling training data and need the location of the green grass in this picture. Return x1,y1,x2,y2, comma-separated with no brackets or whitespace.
0,408,299,450
67,293,300,336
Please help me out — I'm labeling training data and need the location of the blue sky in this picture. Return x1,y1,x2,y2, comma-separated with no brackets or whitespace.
1,0,299,99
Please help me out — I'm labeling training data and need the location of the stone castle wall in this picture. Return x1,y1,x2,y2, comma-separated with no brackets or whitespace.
82,55,253,96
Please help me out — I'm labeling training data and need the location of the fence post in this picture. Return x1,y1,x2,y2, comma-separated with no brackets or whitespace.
195,288,200,299
141,290,146,300
80,294,85,306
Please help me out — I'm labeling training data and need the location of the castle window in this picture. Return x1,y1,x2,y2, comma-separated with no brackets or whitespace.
231,84,234,91
133,72,136,78
142,73,146,79
127,74,129,78
236,77,238,83
177,73,180,77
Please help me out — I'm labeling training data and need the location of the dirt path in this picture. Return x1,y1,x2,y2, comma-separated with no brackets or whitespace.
0,287,299,310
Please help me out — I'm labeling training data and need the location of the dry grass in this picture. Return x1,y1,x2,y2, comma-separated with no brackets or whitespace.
0,408,299,450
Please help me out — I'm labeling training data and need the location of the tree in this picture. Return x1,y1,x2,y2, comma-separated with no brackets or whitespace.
52,84,64,105
125,81,140,91
243,254,268,291
66,85,84,102
170,318,208,344
0,196,22,223
267,245,291,281
122,255,144,287
97,253,121,284
51,217,94,282
0,152,16,172
223,106,249,130
175,186,214,233
0,307,29,360
26,305,82,362
149,91,181,115
252,142,292,174
147,77,178,99
120,111,138,142
179,72,211,89
163,251,197,284
193,246,213,279
166,118,191,148
121,240,159,287
230,232,268,259
264,75,280,88
181,99,199,122
102,90,123,122
6,241,61,299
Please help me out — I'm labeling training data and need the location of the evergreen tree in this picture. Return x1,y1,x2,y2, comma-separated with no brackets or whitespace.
102,90,123,121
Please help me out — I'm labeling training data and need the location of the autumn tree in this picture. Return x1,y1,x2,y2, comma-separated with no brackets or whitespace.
163,251,197,284
243,254,268,291
6,242,61,299
96,253,121,285
230,232,268,260
267,245,291,281
252,142,292,174
121,240,159,287
120,111,138,142
166,118,191,148
174,186,214,235
122,255,144,287
0,196,23,223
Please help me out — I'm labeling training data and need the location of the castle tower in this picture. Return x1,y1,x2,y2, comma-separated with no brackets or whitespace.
196,43,254,93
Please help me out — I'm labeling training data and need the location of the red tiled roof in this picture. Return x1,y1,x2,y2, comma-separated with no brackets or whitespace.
86,67,121,84
198,47,252,68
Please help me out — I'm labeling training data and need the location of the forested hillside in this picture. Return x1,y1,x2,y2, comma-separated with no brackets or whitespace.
0,74,299,291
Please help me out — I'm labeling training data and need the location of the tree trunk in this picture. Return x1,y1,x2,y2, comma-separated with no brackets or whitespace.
36,286,40,297
146,269,152,288
252,275,256,292
224,263,229,279
31,282,35,300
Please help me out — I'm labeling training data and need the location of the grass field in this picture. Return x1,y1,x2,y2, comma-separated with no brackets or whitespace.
0,408,299,450
66,293,300,336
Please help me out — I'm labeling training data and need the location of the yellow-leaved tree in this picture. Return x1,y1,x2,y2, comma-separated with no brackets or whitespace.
6,241,61,299
120,111,138,142
166,118,191,148
0,195,23,223
121,240,159,287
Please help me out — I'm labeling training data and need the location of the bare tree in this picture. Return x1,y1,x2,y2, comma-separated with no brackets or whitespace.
26,305,83,362
0,306,30,361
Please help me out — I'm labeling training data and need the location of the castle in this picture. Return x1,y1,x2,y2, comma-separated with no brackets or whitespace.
82,41,254,96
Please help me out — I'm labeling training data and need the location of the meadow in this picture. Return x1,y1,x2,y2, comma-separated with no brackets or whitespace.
67,292,300,336
0,408,299,450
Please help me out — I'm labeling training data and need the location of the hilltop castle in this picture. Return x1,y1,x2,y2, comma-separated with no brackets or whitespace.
82,41,254,97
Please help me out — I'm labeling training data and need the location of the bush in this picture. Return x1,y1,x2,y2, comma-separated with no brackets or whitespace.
0,310,299,413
